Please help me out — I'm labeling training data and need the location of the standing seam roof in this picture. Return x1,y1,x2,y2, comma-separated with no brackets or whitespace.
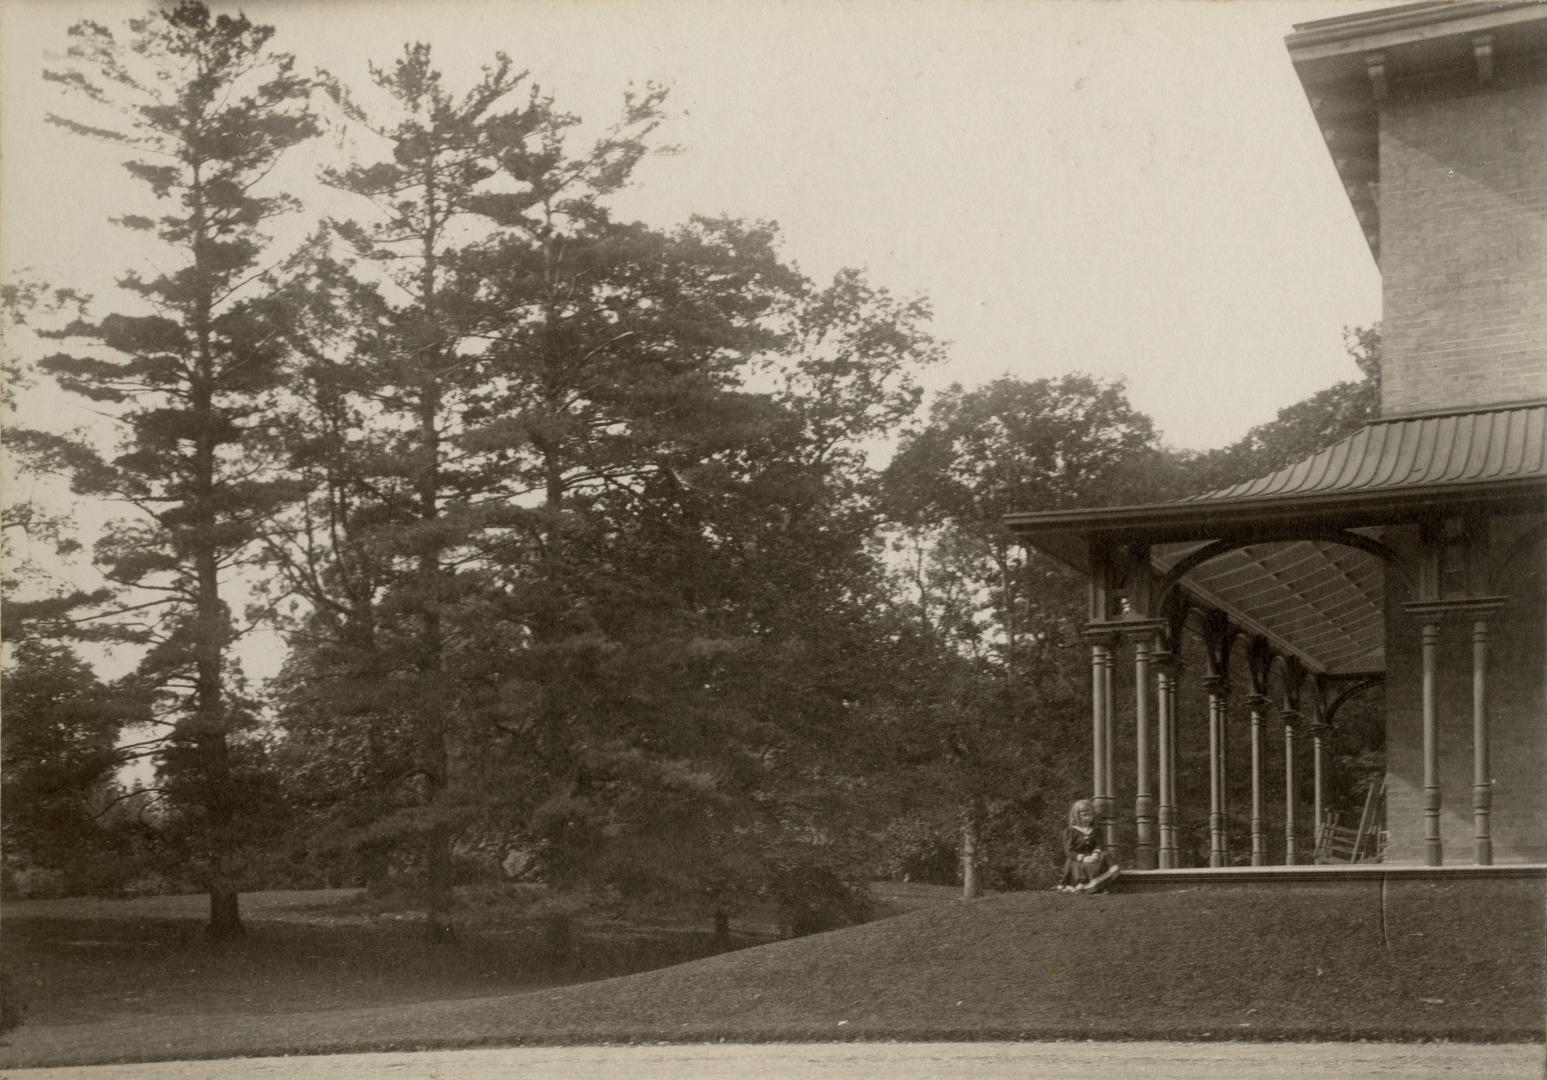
1187,404,1547,503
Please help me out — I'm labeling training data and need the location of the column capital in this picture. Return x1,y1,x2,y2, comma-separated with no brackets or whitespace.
1081,626,1122,648
1203,674,1229,696
1244,693,1273,714
1154,650,1184,675
1403,597,1507,624
1280,708,1303,730
1308,721,1333,740
1219,700,1239,727
1085,618,1168,644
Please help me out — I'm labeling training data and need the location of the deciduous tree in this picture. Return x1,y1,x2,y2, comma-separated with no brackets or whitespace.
881,374,1170,891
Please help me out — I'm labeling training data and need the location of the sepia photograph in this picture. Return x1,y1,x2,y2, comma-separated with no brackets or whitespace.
1,1,1543,1076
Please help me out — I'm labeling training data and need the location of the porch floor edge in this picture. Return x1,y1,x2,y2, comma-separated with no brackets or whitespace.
1113,863,1547,889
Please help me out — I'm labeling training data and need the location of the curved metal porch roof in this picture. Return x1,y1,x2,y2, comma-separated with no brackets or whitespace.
1007,403,1547,676
1149,536,1388,675
1186,403,1547,504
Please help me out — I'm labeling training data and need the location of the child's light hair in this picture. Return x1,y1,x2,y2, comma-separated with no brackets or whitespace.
1068,798,1095,827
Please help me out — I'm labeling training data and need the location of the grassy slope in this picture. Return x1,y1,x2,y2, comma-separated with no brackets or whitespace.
1,879,1541,1067
429,878,1545,1043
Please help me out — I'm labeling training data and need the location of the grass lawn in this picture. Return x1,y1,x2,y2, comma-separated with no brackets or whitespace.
0,877,1541,1068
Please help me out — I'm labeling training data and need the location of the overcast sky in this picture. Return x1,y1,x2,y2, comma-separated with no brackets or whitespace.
1,0,1386,454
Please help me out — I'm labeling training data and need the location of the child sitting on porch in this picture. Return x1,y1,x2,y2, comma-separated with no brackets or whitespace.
1058,798,1120,893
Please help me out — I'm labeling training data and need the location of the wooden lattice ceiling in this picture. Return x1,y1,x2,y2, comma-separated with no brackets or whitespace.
1154,538,1385,675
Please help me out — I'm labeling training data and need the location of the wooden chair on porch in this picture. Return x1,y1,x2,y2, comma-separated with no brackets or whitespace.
1314,778,1385,864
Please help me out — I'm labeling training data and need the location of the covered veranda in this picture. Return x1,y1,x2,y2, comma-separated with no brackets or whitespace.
1007,404,1547,877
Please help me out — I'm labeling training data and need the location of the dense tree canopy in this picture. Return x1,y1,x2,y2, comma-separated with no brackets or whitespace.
256,41,941,935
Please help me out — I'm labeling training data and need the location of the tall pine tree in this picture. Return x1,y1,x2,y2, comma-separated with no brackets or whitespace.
37,3,318,937
299,45,539,939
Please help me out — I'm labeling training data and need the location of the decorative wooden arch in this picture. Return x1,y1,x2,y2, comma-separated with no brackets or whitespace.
1246,635,1275,699
1155,527,1413,608
1323,675,1383,727
1279,656,1307,714
1491,521,1546,593
1160,590,1192,654
1201,608,1237,682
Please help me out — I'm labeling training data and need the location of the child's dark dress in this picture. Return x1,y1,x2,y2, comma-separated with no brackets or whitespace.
1060,825,1114,888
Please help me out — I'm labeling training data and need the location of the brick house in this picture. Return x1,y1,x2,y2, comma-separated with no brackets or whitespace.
1007,1,1545,875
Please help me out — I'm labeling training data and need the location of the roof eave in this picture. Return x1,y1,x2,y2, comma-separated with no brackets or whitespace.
1286,1,1547,58
1283,1,1547,268
1007,476,1547,571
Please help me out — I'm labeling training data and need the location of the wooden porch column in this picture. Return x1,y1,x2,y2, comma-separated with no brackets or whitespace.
1403,592,1505,868
1470,610,1502,865
1089,637,1109,823
1205,675,1226,867
1419,620,1443,866
1156,654,1176,869
1219,697,1231,863
1309,721,1331,838
1166,657,1181,866
1472,618,1492,865
1246,694,1269,866
1085,546,1122,861
1133,635,1156,870
1100,638,1120,858
1281,709,1301,865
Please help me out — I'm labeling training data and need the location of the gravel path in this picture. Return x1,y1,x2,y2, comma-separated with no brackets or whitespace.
3,1041,1543,1079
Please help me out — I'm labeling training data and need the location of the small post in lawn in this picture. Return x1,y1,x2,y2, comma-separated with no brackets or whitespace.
961,805,982,900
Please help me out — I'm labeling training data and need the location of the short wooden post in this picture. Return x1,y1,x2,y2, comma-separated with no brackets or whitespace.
961,807,981,900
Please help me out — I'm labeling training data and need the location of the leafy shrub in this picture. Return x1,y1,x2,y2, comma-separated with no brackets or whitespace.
2,867,66,901
764,862,874,937
874,816,960,884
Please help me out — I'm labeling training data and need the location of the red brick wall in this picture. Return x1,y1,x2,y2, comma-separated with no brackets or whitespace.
1378,75,1547,416
1383,517,1547,864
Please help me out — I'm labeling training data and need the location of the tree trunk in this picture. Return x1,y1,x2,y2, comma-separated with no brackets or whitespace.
414,165,457,944
195,542,240,938
191,160,241,939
